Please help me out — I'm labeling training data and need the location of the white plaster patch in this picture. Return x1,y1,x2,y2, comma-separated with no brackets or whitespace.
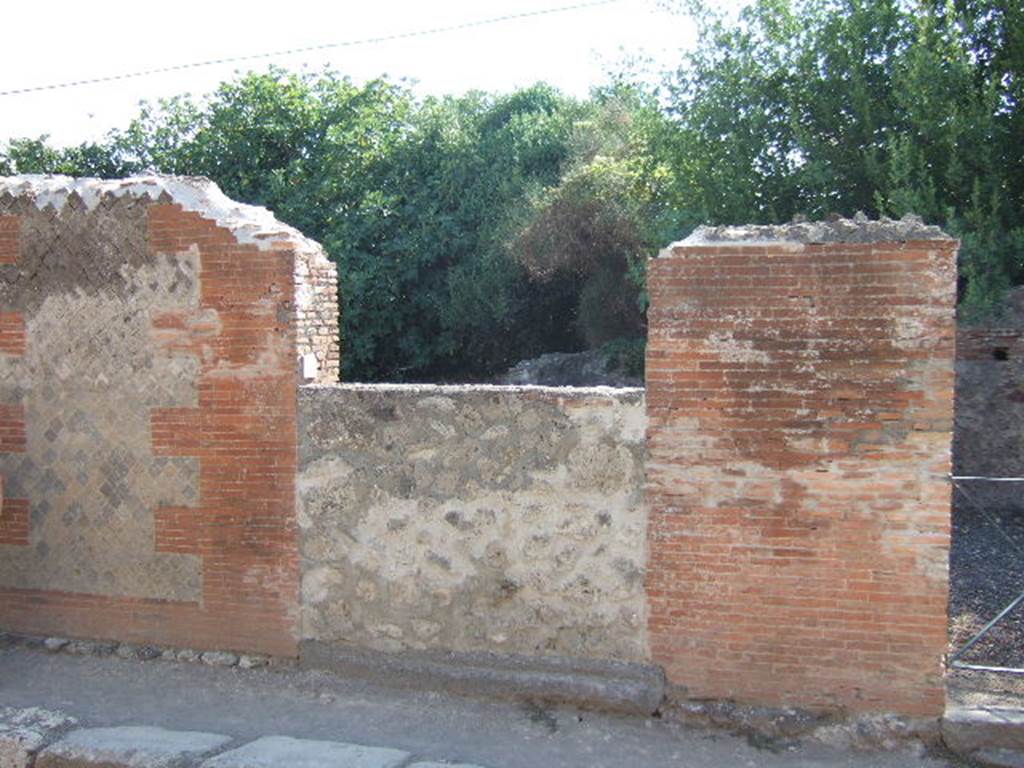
706,331,772,364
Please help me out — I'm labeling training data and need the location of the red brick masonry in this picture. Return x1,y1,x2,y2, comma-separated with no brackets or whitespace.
0,215,18,264
0,215,27,545
645,237,957,716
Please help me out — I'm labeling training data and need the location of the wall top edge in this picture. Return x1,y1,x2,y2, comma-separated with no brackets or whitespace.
658,213,954,257
301,382,646,399
0,173,324,255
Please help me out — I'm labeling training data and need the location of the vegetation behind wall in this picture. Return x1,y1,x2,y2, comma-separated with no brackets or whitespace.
3,0,1019,381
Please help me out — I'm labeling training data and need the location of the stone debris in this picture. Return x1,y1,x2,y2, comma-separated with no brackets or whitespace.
970,750,1024,768
673,212,951,247
236,655,269,670
138,646,161,661
496,350,643,388
0,707,77,768
200,651,239,668
200,735,409,768
65,641,116,656
114,644,140,660
42,638,69,653
12,634,282,676
811,714,935,753
36,726,231,768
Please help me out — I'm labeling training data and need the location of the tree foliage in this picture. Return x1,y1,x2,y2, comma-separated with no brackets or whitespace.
1,72,598,381
658,0,1023,318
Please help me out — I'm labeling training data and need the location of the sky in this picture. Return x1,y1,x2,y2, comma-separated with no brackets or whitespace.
0,0,697,147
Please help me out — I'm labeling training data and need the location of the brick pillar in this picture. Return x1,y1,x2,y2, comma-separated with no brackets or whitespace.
645,218,957,716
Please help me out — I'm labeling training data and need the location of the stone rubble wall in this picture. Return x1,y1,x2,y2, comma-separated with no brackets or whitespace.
298,384,648,661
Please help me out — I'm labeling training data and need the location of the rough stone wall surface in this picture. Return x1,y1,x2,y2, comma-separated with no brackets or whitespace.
955,327,1024,476
298,384,648,661
953,301,1024,507
0,175,331,656
645,226,957,716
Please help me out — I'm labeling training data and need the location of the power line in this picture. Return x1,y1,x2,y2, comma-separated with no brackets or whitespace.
0,0,626,98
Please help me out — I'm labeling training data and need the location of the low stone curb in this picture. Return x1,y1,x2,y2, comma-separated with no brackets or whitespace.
942,705,1024,767
300,641,665,716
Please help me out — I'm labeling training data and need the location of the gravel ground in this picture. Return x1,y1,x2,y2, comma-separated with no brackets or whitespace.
949,486,1024,693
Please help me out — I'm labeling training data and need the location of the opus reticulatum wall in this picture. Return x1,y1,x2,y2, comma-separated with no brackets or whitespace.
0,175,337,656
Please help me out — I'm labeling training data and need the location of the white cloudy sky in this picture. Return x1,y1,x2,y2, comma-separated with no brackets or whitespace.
0,0,698,147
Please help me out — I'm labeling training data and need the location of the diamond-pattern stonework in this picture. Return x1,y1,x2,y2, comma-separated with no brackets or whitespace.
0,195,202,600
0,175,336,657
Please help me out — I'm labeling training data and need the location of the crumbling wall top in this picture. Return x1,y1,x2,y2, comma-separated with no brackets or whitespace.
0,174,322,255
665,213,952,252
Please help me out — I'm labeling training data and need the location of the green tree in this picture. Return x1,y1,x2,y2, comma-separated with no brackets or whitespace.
1,70,592,381
657,0,1023,317
508,89,675,357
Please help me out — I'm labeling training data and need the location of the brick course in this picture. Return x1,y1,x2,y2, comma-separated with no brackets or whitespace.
0,215,17,264
645,234,957,716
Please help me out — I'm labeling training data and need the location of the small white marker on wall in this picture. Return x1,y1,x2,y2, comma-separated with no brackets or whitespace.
301,353,319,382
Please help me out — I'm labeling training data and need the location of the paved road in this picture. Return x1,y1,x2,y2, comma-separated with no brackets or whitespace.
0,645,957,768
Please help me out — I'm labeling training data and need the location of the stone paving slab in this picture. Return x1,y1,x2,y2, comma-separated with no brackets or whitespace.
35,725,231,768
408,762,487,768
200,735,409,768
0,707,77,768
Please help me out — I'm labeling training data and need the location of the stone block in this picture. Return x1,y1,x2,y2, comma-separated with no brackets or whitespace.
943,705,1024,761
36,725,230,768
0,707,76,768
201,735,409,768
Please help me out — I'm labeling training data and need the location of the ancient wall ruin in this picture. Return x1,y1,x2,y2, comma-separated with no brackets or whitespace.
0,176,338,656
645,219,957,716
298,384,647,661
0,177,961,721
